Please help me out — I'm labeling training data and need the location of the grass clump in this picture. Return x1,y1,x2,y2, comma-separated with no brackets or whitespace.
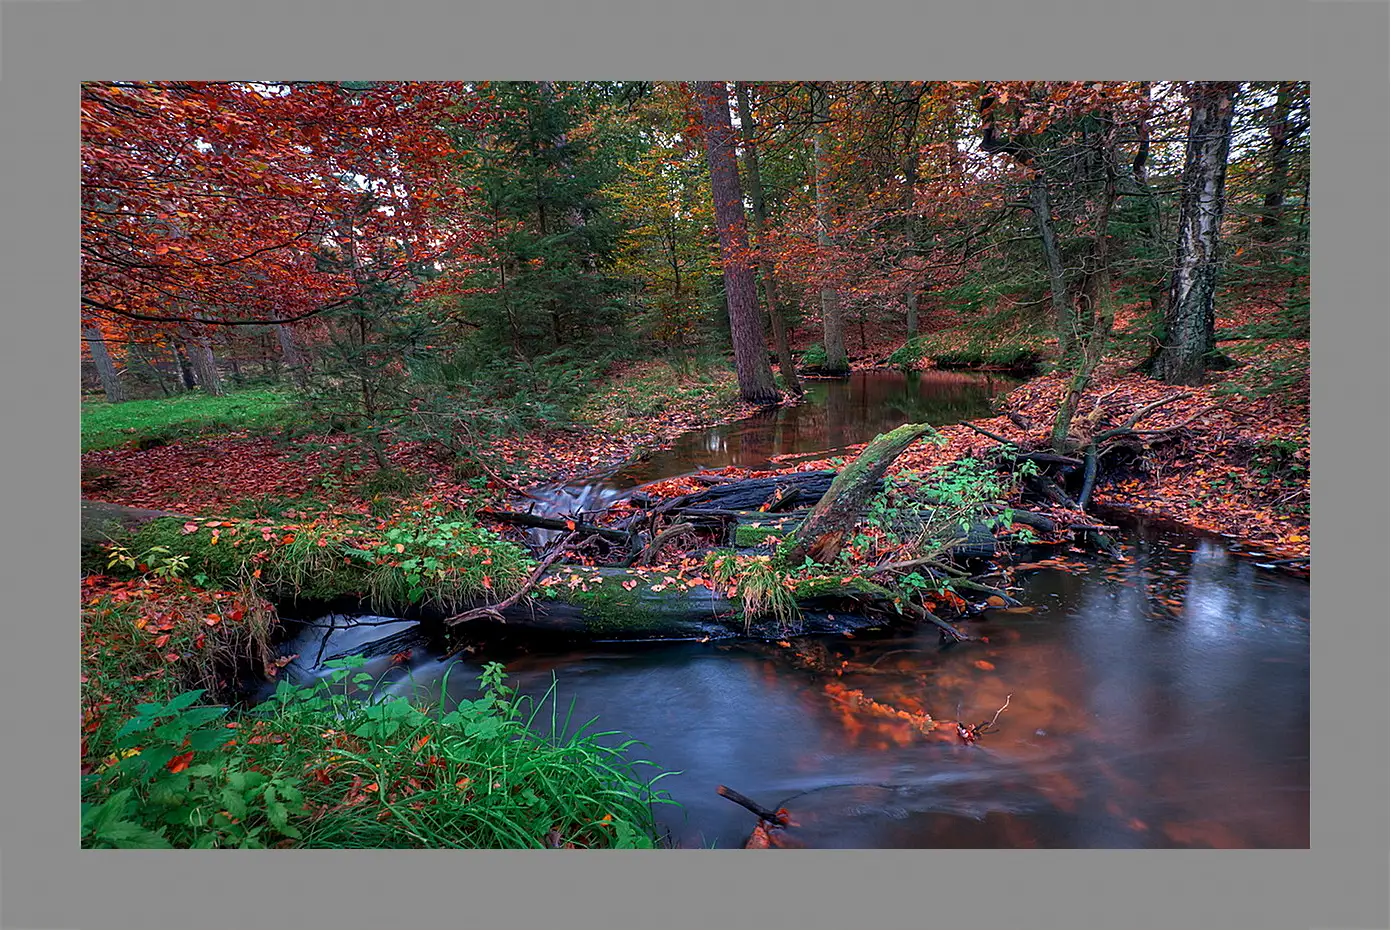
81,657,678,849
706,550,800,630
81,388,298,452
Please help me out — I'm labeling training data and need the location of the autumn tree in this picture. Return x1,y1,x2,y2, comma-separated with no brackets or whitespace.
692,81,780,405
734,82,802,395
604,82,722,368
810,83,850,374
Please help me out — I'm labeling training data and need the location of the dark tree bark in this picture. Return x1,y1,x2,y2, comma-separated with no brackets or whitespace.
1029,170,1075,359
1151,82,1239,386
186,330,226,396
811,83,850,374
735,82,804,396
1259,81,1297,233
897,82,925,340
694,81,781,405
276,323,309,388
83,326,127,403
171,341,197,390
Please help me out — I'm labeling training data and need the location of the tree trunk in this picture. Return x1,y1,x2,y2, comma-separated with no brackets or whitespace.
172,341,197,390
735,82,804,397
694,81,781,406
1259,81,1296,234
1151,82,1238,386
899,83,924,341
1051,125,1121,453
1030,170,1074,360
276,323,309,388
183,318,226,396
83,326,127,403
811,83,850,374
783,423,937,565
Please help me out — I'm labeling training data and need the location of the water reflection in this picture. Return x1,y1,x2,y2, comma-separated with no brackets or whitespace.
611,369,1018,487
278,522,1308,848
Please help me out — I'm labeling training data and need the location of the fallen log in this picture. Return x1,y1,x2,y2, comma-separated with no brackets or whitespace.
478,509,633,545
659,471,841,514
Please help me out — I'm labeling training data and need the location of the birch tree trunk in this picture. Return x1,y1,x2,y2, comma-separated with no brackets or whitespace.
811,83,850,374
735,82,803,396
694,81,781,405
83,325,127,403
1152,82,1238,386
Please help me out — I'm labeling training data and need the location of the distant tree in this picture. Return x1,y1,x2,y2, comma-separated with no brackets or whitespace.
692,81,780,405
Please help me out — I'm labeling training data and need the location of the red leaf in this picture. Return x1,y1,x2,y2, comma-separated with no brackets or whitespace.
166,751,195,774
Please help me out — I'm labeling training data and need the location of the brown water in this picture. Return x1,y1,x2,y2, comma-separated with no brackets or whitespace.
273,371,1310,848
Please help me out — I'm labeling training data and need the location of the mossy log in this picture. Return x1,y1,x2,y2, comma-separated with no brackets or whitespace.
783,423,939,565
81,499,192,569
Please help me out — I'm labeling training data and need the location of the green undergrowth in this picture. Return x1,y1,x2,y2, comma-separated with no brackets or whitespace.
82,658,678,849
81,388,300,452
114,511,536,614
888,313,1049,372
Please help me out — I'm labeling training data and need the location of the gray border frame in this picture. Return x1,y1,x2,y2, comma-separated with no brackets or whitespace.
3,0,1385,928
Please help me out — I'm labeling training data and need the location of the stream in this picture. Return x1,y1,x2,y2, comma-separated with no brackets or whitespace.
268,370,1310,849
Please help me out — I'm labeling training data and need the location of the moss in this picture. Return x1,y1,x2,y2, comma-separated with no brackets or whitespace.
791,574,894,600
733,523,789,547
557,583,693,635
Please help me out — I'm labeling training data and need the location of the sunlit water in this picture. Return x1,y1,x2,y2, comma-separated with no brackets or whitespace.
267,371,1309,848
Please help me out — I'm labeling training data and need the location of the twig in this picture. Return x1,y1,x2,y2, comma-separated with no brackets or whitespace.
903,602,971,643
982,694,1012,732
1094,392,1191,443
960,421,1013,445
717,785,789,825
949,577,1023,607
625,522,696,567
444,532,576,627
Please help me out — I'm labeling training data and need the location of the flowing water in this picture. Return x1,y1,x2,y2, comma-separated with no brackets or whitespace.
271,370,1310,849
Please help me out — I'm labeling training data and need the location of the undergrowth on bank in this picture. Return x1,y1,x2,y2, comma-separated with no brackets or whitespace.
81,654,678,849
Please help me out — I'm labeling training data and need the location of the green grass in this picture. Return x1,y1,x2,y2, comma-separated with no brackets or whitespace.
81,655,678,849
82,388,298,452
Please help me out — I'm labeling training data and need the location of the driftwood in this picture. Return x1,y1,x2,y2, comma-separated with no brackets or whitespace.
717,785,789,826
